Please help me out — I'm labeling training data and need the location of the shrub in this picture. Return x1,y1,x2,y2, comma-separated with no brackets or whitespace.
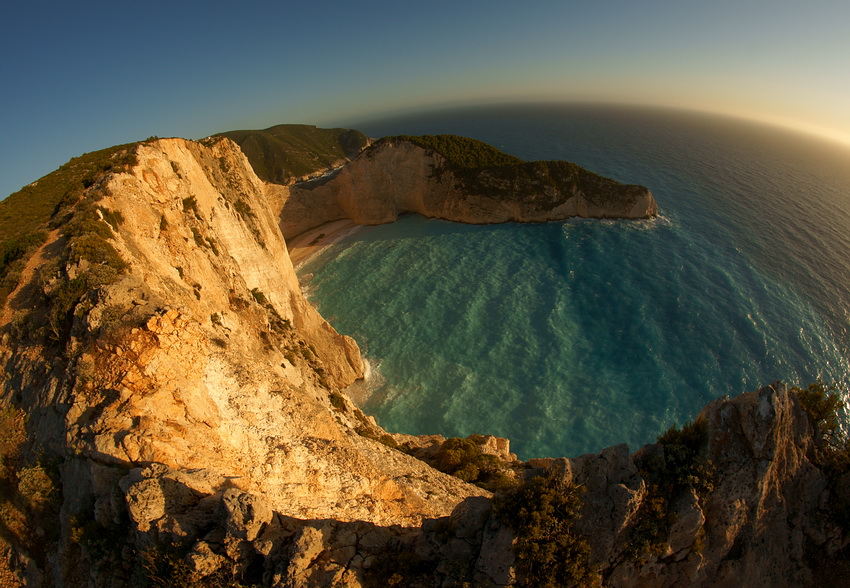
494,472,594,587
656,419,715,497
98,207,124,227
792,381,850,529
250,288,268,305
386,135,524,169
626,418,715,561
793,381,845,450
418,436,517,492
625,487,673,560
182,196,199,216
0,406,26,480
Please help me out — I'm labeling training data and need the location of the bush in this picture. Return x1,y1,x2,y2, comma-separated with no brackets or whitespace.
0,406,63,563
250,288,268,305
386,135,524,169
792,381,850,529
793,381,845,451
182,196,199,216
494,472,593,587
656,419,715,497
626,418,715,561
427,437,517,492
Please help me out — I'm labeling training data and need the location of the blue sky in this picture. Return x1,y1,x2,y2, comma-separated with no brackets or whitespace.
2,0,850,199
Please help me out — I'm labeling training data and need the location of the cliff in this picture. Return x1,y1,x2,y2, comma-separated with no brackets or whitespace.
0,132,846,587
0,137,489,585
216,124,370,186
280,136,657,239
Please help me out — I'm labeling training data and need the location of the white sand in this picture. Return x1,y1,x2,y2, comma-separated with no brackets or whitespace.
287,219,363,268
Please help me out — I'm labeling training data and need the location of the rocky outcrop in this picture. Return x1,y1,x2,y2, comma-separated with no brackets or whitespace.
1,132,845,587
0,136,488,585
281,138,657,239
150,382,835,588
76,383,846,587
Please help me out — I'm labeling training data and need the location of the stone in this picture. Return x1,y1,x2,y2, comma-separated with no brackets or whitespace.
221,488,272,541
282,139,656,239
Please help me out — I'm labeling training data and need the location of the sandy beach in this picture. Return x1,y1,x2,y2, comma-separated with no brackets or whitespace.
286,219,363,267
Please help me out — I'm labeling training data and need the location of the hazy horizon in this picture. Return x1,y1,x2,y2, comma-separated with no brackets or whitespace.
2,1,850,200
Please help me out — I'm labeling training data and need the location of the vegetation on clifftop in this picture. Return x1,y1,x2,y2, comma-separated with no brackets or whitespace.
494,472,593,587
384,134,524,168
218,124,369,184
0,143,138,306
383,134,648,211
792,381,850,528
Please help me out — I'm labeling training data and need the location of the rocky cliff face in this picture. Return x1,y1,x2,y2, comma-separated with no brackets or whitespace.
222,384,846,587
281,139,657,240
0,135,845,587
0,137,488,585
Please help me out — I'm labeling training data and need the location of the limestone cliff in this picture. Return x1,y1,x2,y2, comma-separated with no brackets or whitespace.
1,132,847,588
0,137,488,585
281,137,657,240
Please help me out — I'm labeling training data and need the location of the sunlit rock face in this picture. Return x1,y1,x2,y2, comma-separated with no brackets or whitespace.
281,138,657,239
0,136,489,584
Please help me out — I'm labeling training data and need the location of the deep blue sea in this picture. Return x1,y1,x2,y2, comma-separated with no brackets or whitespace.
299,104,850,460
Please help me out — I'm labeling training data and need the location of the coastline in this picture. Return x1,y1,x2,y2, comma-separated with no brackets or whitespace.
286,219,363,268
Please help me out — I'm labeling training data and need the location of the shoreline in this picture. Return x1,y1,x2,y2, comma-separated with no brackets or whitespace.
286,219,363,268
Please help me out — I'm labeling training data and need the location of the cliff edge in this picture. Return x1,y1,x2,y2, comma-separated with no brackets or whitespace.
0,136,490,585
280,135,657,239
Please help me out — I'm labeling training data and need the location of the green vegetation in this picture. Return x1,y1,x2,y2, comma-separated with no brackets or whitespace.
365,538,432,588
424,436,517,492
793,381,846,453
38,197,130,343
791,381,850,529
329,391,347,412
382,133,642,212
628,419,715,559
0,406,63,569
385,134,523,168
494,472,594,587
218,124,369,184
182,195,199,216
0,143,138,305
249,288,268,305
71,511,259,588
655,419,716,497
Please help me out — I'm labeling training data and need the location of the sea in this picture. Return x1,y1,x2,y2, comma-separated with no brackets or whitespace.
298,103,850,460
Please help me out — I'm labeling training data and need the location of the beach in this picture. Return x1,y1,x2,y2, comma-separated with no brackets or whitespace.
286,219,363,267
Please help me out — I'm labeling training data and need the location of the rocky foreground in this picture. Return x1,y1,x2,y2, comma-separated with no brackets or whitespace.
0,133,846,586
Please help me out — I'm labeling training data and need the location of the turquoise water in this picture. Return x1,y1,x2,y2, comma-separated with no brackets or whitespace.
300,104,850,459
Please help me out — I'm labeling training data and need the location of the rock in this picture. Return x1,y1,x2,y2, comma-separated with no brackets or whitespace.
187,541,225,577
473,519,515,586
567,443,645,564
221,488,272,541
667,489,705,555
282,139,656,239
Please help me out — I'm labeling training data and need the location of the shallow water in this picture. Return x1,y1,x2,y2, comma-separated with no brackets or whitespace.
300,104,850,459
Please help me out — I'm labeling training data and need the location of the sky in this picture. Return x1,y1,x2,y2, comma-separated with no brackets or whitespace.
2,0,850,200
